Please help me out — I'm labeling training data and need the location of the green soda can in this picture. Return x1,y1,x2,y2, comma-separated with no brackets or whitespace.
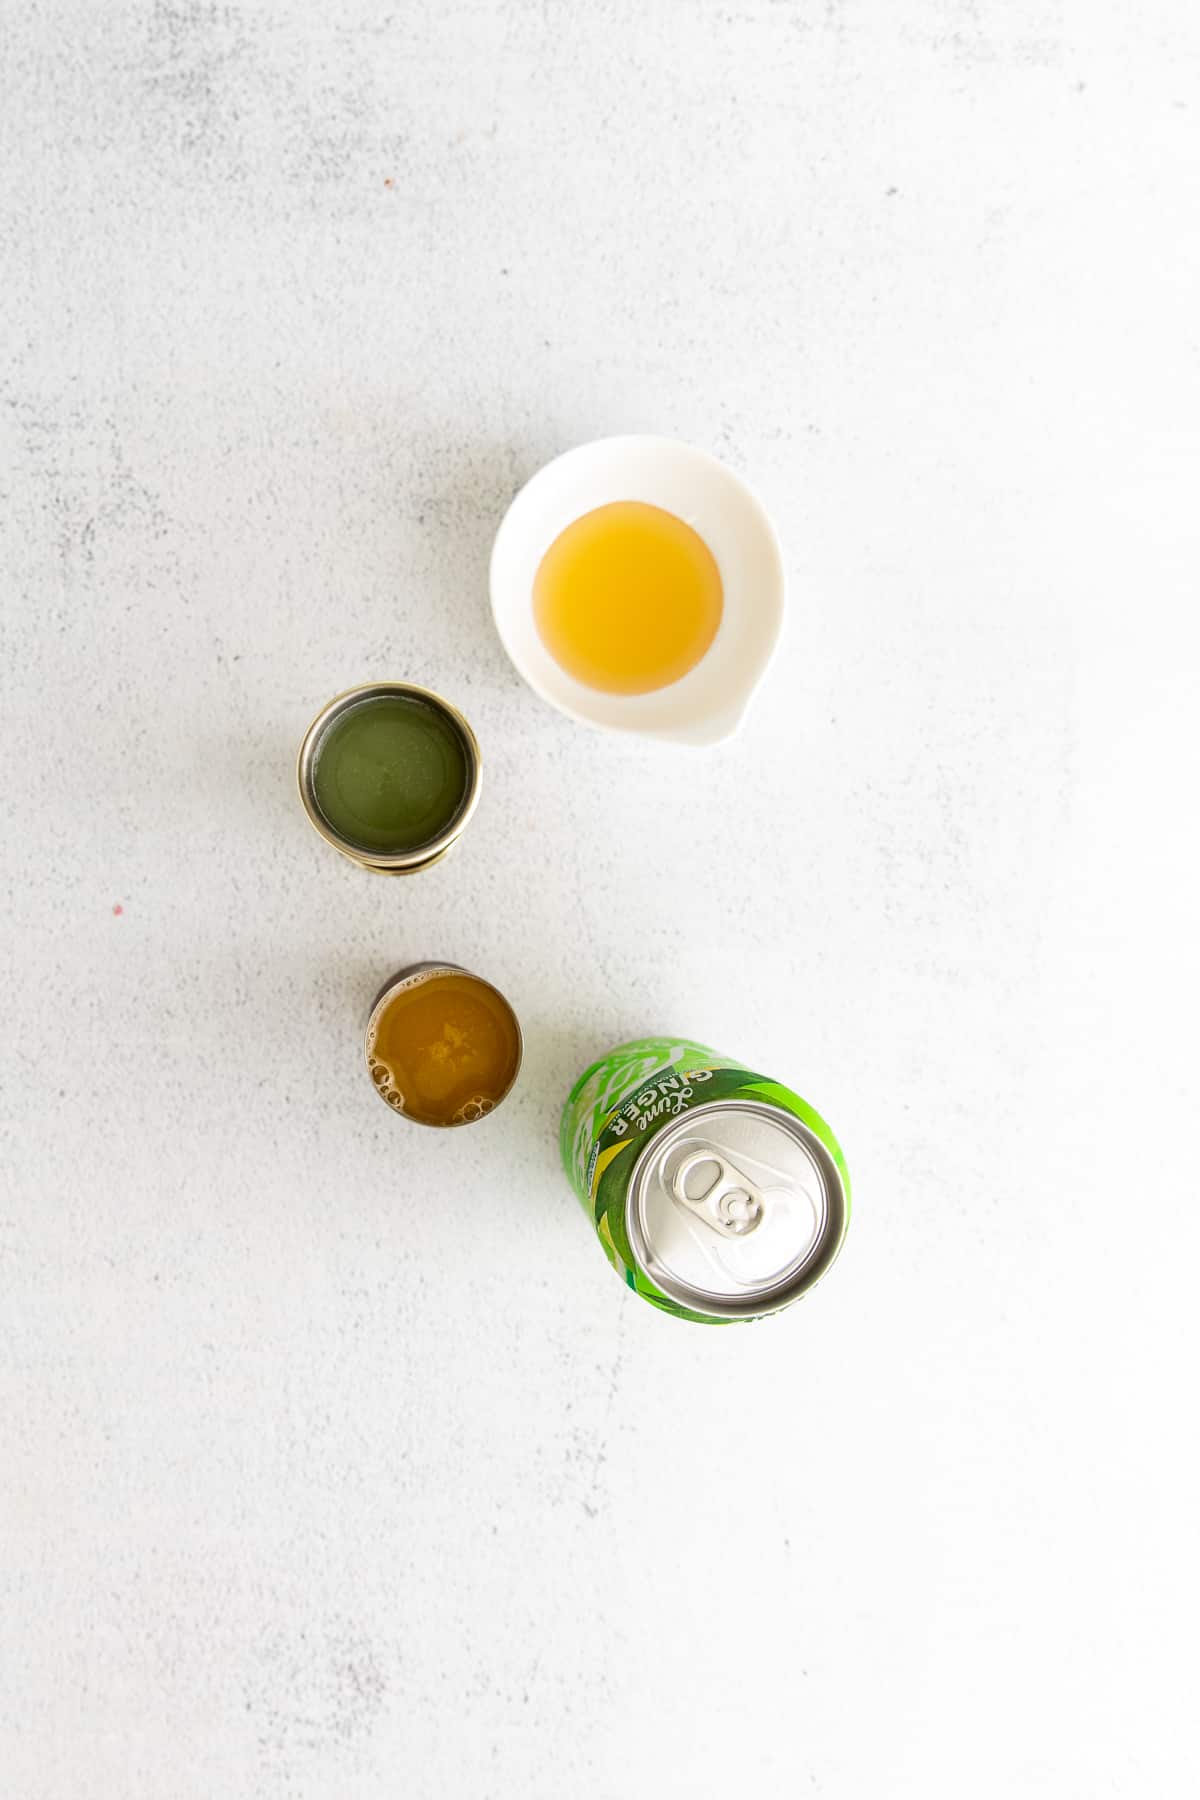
561,1036,850,1324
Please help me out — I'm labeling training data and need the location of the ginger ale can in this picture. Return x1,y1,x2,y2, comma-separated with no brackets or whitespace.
561,1036,850,1323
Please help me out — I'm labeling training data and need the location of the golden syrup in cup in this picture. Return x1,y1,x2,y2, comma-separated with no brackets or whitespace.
533,500,723,695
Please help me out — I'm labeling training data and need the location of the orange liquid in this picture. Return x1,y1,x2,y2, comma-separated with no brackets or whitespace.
533,500,723,695
366,971,521,1126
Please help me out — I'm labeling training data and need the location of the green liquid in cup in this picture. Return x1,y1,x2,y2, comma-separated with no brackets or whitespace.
312,695,471,856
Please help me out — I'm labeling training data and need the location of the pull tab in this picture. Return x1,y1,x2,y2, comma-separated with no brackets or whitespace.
669,1147,766,1238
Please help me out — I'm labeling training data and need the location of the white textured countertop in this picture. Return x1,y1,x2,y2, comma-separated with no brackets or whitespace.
3,5,1198,1796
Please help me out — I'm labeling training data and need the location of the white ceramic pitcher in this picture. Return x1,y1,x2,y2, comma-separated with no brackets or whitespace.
489,436,785,746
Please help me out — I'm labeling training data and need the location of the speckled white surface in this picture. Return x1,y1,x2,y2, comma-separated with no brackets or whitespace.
2,4,1199,1796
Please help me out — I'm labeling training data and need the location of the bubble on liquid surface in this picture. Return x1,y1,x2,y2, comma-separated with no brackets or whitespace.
450,1093,494,1126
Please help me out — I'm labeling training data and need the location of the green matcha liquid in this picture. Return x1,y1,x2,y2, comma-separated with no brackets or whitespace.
312,694,470,856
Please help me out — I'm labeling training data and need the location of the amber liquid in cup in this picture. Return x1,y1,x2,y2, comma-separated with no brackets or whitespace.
533,500,723,695
366,967,522,1126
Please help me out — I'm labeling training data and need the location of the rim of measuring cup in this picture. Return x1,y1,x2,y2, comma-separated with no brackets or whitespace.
296,681,483,872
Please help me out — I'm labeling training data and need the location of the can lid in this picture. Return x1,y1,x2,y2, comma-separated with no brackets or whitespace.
626,1100,846,1319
